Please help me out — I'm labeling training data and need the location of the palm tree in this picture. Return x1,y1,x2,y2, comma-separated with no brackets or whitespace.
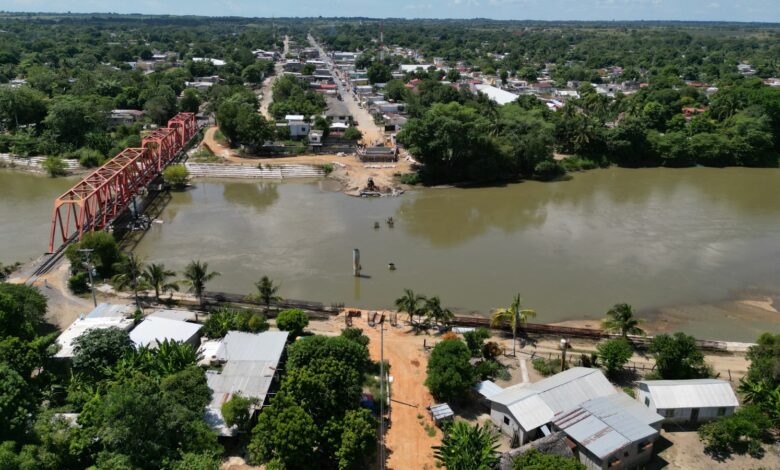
111,254,147,310
182,260,220,307
433,421,499,470
602,303,645,338
143,263,178,301
255,275,281,310
395,289,426,328
491,293,536,357
425,296,454,329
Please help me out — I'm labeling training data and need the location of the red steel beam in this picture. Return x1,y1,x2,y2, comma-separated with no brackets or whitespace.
48,113,197,252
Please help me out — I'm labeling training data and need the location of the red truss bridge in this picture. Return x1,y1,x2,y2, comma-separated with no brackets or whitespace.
48,112,198,253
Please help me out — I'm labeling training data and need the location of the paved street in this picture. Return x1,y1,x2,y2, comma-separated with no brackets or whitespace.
308,34,385,145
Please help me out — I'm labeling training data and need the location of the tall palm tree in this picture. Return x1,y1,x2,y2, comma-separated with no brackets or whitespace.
255,275,281,310
143,263,178,301
602,303,645,338
182,260,220,307
433,421,499,470
425,295,454,329
395,289,426,328
111,254,147,310
491,293,536,357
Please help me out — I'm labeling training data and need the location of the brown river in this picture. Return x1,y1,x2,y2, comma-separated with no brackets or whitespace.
2,167,780,341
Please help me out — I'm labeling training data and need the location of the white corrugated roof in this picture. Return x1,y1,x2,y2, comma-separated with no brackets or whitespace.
555,393,660,459
55,316,135,358
475,380,503,399
639,379,739,409
148,309,198,322
474,84,520,106
129,316,202,348
490,367,616,431
203,331,289,436
216,331,289,362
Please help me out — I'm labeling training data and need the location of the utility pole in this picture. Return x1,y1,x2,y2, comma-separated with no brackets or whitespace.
379,22,385,63
379,317,386,470
78,248,97,307
127,251,142,312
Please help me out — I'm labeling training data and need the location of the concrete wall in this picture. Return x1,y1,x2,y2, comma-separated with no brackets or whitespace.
490,403,528,444
576,437,656,470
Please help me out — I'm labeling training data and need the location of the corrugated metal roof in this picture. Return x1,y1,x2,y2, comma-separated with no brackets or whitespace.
639,379,739,409
129,316,202,348
218,331,289,362
203,331,289,436
475,380,503,398
85,303,131,319
148,309,198,322
587,392,664,427
430,403,454,420
490,368,616,431
555,393,660,460
580,394,661,441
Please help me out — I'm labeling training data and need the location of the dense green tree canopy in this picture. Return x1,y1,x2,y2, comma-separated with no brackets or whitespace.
425,338,476,401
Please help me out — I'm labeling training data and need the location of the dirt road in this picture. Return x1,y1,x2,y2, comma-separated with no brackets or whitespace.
308,313,442,470
258,35,289,119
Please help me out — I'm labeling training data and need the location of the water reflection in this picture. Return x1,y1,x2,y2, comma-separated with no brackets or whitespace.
222,182,280,212
397,186,548,247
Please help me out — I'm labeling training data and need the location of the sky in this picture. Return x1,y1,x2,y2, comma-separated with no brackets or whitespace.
0,0,778,23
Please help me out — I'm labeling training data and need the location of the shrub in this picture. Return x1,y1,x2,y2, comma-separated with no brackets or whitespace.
474,359,504,380
343,126,363,141
463,327,490,357
221,394,256,433
247,313,269,332
78,148,105,168
650,332,711,379
512,449,585,470
163,164,189,188
425,339,475,401
322,163,334,175
533,160,565,181
276,309,309,339
532,357,564,376
68,272,90,294
42,156,68,177
698,405,771,459
597,338,633,377
399,172,421,185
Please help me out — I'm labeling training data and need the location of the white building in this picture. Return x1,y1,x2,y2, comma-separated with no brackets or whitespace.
488,367,616,444
554,393,663,470
54,304,134,358
129,316,202,349
638,379,739,424
473,84,520,106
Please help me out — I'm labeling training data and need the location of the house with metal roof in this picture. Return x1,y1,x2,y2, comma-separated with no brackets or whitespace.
487,367,616,444
200,331,289,436
554,393,663,470
129,316,202,349
638,379,739,424
54,304,134,358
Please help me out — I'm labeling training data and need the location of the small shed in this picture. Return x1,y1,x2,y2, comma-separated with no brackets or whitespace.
429,403,454,425
638,379,739,423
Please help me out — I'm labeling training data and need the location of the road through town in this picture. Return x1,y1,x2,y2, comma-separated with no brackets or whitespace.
308,34,385,145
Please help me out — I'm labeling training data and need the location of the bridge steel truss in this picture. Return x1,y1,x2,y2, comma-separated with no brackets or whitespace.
48,113,197,252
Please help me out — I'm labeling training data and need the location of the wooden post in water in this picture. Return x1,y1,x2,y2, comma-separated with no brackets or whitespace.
353,248,361,277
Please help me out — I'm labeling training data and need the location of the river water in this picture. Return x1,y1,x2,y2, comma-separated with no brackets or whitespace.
0,171,76,263
3,167,780,341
